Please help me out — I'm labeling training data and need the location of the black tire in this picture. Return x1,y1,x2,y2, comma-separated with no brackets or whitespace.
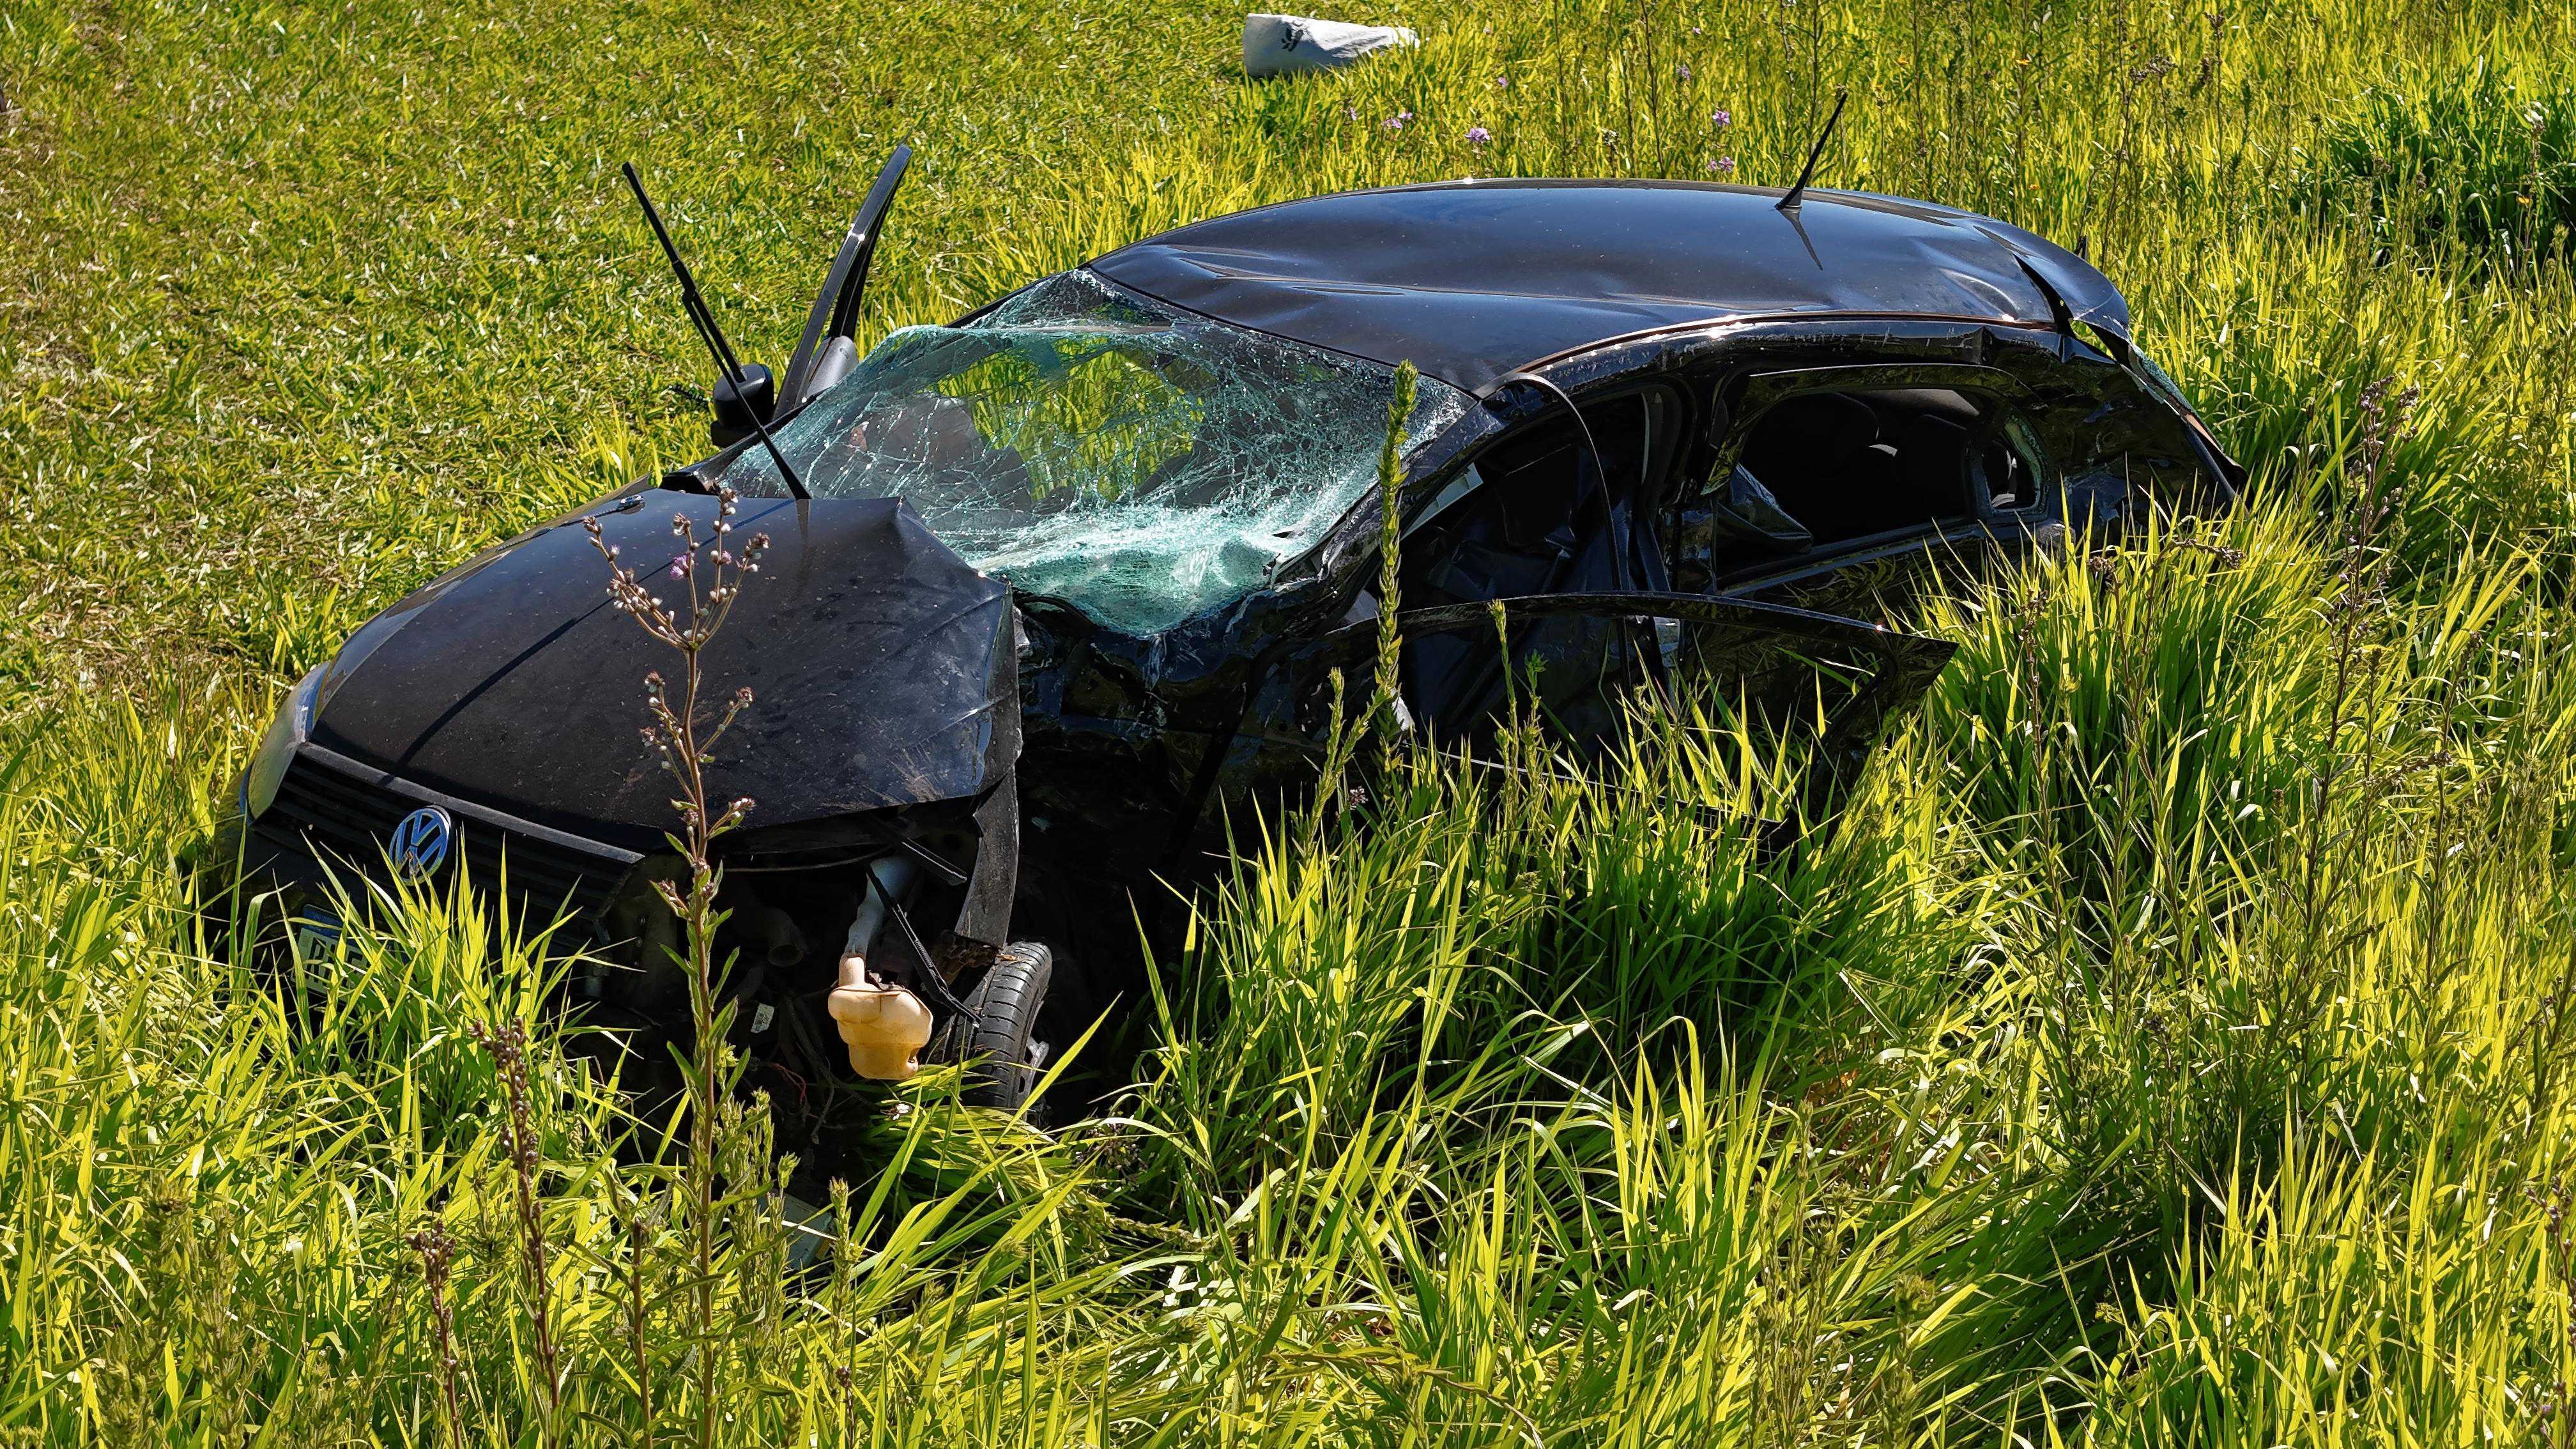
960,942,1054,1112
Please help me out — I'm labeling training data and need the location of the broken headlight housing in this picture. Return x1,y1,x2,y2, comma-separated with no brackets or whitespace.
243,664,324,818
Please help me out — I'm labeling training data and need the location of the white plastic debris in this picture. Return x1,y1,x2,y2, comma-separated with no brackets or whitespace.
1242,13,1419,79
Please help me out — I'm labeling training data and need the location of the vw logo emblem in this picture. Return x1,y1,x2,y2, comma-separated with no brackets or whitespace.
388,806,454,881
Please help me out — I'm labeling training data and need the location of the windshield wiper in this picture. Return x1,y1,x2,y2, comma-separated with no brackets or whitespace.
620,162,811,500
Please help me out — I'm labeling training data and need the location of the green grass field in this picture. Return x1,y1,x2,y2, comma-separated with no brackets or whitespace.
6,0,2576,1440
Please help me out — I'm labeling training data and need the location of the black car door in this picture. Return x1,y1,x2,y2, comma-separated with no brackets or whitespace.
1190,381,1956,857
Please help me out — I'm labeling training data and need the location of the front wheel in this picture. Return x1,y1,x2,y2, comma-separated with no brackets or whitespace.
959,942,1054,1112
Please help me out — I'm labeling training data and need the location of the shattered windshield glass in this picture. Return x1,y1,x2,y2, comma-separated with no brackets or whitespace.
722,271,1471,636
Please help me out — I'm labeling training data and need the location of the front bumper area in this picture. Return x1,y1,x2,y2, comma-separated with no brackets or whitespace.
238,742,644,934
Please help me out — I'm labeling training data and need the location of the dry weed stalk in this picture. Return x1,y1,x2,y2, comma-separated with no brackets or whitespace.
583,481,771,1449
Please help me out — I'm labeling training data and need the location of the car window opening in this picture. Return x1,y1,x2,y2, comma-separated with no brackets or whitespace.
1397,388,1683,746
1733,387,2028,546
1405,388,1680,607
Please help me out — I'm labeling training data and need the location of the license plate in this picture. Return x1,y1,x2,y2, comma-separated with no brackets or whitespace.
293,910,342,958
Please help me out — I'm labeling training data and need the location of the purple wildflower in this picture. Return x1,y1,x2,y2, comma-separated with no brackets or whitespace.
1708,156,1737,175
1712,107,1732,126
1466,125,1492,144
668,553,691,579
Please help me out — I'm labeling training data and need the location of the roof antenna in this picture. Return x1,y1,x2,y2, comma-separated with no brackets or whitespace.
1775,88,1849,214
620,162,811,500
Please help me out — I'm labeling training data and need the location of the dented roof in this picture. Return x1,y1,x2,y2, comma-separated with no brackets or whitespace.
1086,180,2129,394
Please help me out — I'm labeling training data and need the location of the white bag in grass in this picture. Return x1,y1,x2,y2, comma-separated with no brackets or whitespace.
1242,13,1418,79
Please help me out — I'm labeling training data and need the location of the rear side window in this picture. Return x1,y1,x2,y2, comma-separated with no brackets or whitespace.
1729,387,2034,545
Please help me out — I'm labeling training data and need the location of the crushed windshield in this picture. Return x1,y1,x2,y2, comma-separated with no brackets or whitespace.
723,271,1471,635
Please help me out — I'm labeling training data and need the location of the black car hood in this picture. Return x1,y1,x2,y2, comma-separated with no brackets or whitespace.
309,492,1015,847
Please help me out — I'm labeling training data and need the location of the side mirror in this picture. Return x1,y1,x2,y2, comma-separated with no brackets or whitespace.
1706,465,1813,551
711,362,777,449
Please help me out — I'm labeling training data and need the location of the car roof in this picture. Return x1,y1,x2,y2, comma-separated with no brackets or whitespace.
1084,179,2128,395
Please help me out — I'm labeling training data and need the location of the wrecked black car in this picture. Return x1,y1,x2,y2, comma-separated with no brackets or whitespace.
229,157,2239,1128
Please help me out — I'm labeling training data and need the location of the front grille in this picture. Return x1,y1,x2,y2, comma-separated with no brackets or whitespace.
254,748,640,927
